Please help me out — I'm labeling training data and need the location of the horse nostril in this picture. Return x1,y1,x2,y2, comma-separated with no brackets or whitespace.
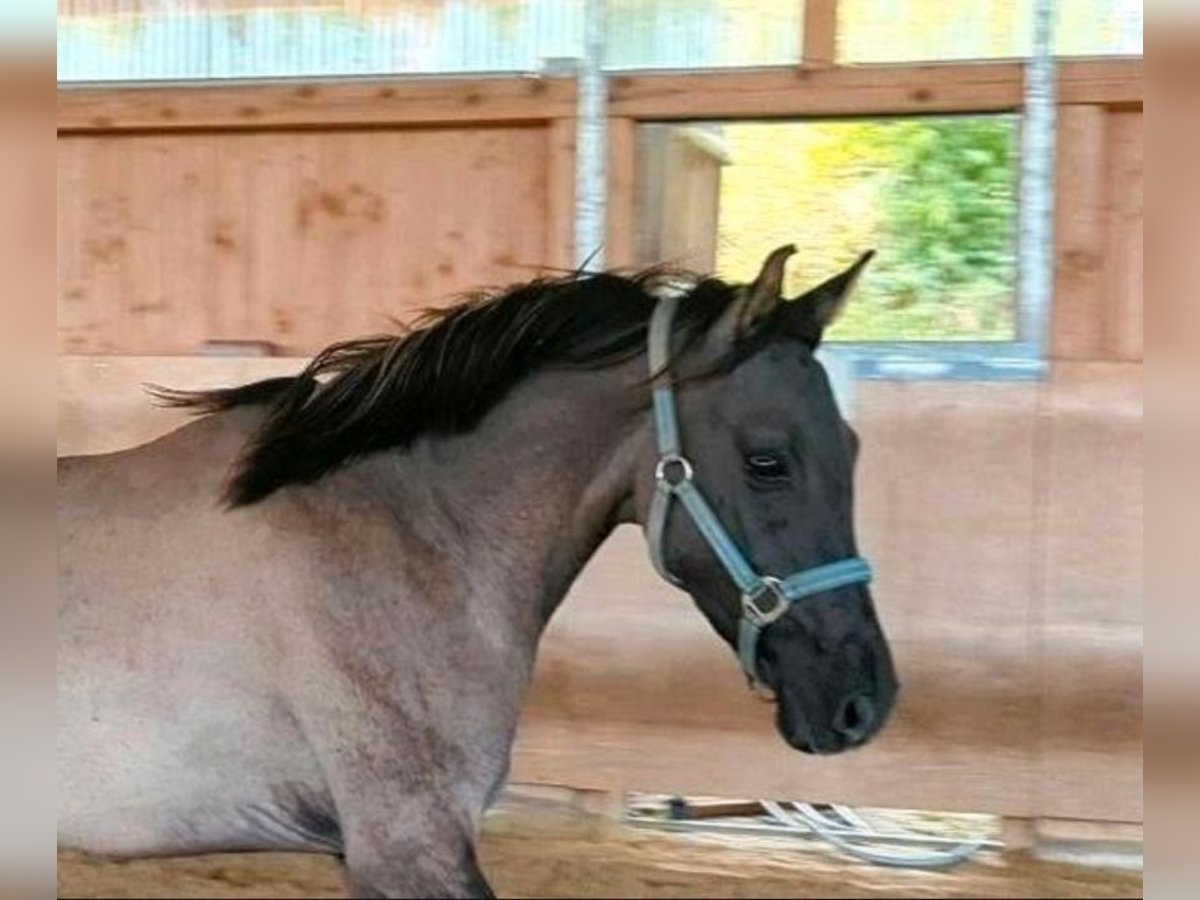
833,692,876,742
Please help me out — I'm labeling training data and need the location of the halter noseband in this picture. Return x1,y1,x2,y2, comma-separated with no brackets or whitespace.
643,293,873,689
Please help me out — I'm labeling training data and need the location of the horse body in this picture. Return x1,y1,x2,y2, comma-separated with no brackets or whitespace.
59,366,643,894
58,250,898,898
60,409,327,853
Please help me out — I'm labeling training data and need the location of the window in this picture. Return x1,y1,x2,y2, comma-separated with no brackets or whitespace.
57,0,806,82
1054,0,1143,57
604,0,802,70
57,0,588,82
838,0,1143,63
636,116,1020,343
58,1,1143,84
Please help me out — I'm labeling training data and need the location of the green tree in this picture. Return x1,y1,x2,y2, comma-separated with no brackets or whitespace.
716,116,1018,341
843,116,1017,340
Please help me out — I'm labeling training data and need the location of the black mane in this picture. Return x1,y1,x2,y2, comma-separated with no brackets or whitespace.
155,269,744,506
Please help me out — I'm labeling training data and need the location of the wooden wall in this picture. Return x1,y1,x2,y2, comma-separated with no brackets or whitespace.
633,125,726,272
57,77,576,355
1053,105,1143,362
58,127,554,354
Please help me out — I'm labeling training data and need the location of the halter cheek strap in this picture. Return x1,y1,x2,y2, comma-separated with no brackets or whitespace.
643,293,873,688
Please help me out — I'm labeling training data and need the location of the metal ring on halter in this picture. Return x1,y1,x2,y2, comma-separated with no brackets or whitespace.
654,454,694,488
742,576,789,626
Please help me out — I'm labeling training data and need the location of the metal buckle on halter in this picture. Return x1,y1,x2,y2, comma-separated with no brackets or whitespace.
654,454,694,489
741,576,789,626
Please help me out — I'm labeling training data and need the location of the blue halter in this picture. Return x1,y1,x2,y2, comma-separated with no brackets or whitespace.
643,293,873,688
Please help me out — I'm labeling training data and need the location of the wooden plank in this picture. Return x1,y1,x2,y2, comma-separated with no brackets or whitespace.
120,137,168,351
81,138,130,354
296,134,341,347
483,127,551,282
367,126,548,316
56,139,93,354
56,60,1139,136
636,126,725,272
1057,58,1144,108
57,76,576,134
339,128,392,338
241,135,295,348
59,124,554,354
802,0,838,68
315,132,359,346
370,131,432,331
632,126,663,266
208,135,253,343
659,129,723,271
1105,111,1143,361
608,62,1024,120
243,132,304,348
1051,105,1109,360
544,118,576,272
156,134,214,352
606,117,636,269
607,58,1139,120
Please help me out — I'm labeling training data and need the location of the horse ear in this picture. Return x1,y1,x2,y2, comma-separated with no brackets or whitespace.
740,244,796,331
781,250,874,347
707,244,796,349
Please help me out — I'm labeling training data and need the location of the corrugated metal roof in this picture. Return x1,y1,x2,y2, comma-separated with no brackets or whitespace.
57,0,803,82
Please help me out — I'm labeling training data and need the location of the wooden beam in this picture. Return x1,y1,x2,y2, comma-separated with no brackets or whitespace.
545,117,576,272
609,62,1025,120
57,76,576,134
57,59,1140,135
802,0,838,68
1052,105,1109,360
607,58,1140,121
1057,57,1143,107
1103,110,1143,361
605,117,637,269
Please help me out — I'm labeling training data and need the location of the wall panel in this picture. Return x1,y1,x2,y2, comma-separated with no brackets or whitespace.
58,125,551,354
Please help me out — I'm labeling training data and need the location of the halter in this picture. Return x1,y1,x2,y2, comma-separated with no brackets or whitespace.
644,293,873,689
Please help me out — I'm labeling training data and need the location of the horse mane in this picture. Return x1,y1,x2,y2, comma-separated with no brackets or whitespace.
153,268,746,507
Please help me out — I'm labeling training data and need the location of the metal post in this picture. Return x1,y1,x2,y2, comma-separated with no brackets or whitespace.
575,0,607,271
1017,0,1057,356
1021,0,1057,839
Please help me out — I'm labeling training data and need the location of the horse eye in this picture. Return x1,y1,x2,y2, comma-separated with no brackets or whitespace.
744,452,789,482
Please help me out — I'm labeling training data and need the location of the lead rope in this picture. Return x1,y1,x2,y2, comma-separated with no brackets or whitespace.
761,800,990,868
628,796,997,869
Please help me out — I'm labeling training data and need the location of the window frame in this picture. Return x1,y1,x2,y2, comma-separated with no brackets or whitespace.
632,111,1033,376
606,56,1141,381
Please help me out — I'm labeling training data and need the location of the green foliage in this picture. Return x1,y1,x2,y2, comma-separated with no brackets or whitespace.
715,116,1018,341
842,117,1018,340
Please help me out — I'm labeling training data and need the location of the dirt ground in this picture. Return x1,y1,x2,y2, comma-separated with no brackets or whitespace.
57,793,1142,899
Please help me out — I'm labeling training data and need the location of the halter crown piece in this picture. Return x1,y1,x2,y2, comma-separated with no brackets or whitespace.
643,294,874,689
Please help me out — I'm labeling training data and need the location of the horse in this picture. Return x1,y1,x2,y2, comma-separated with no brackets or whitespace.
58,245,898,898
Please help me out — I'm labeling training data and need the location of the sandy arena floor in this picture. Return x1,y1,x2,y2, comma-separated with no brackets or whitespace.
57,793,1142,899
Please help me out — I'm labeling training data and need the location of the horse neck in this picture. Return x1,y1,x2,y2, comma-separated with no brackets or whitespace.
357,359,648,641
